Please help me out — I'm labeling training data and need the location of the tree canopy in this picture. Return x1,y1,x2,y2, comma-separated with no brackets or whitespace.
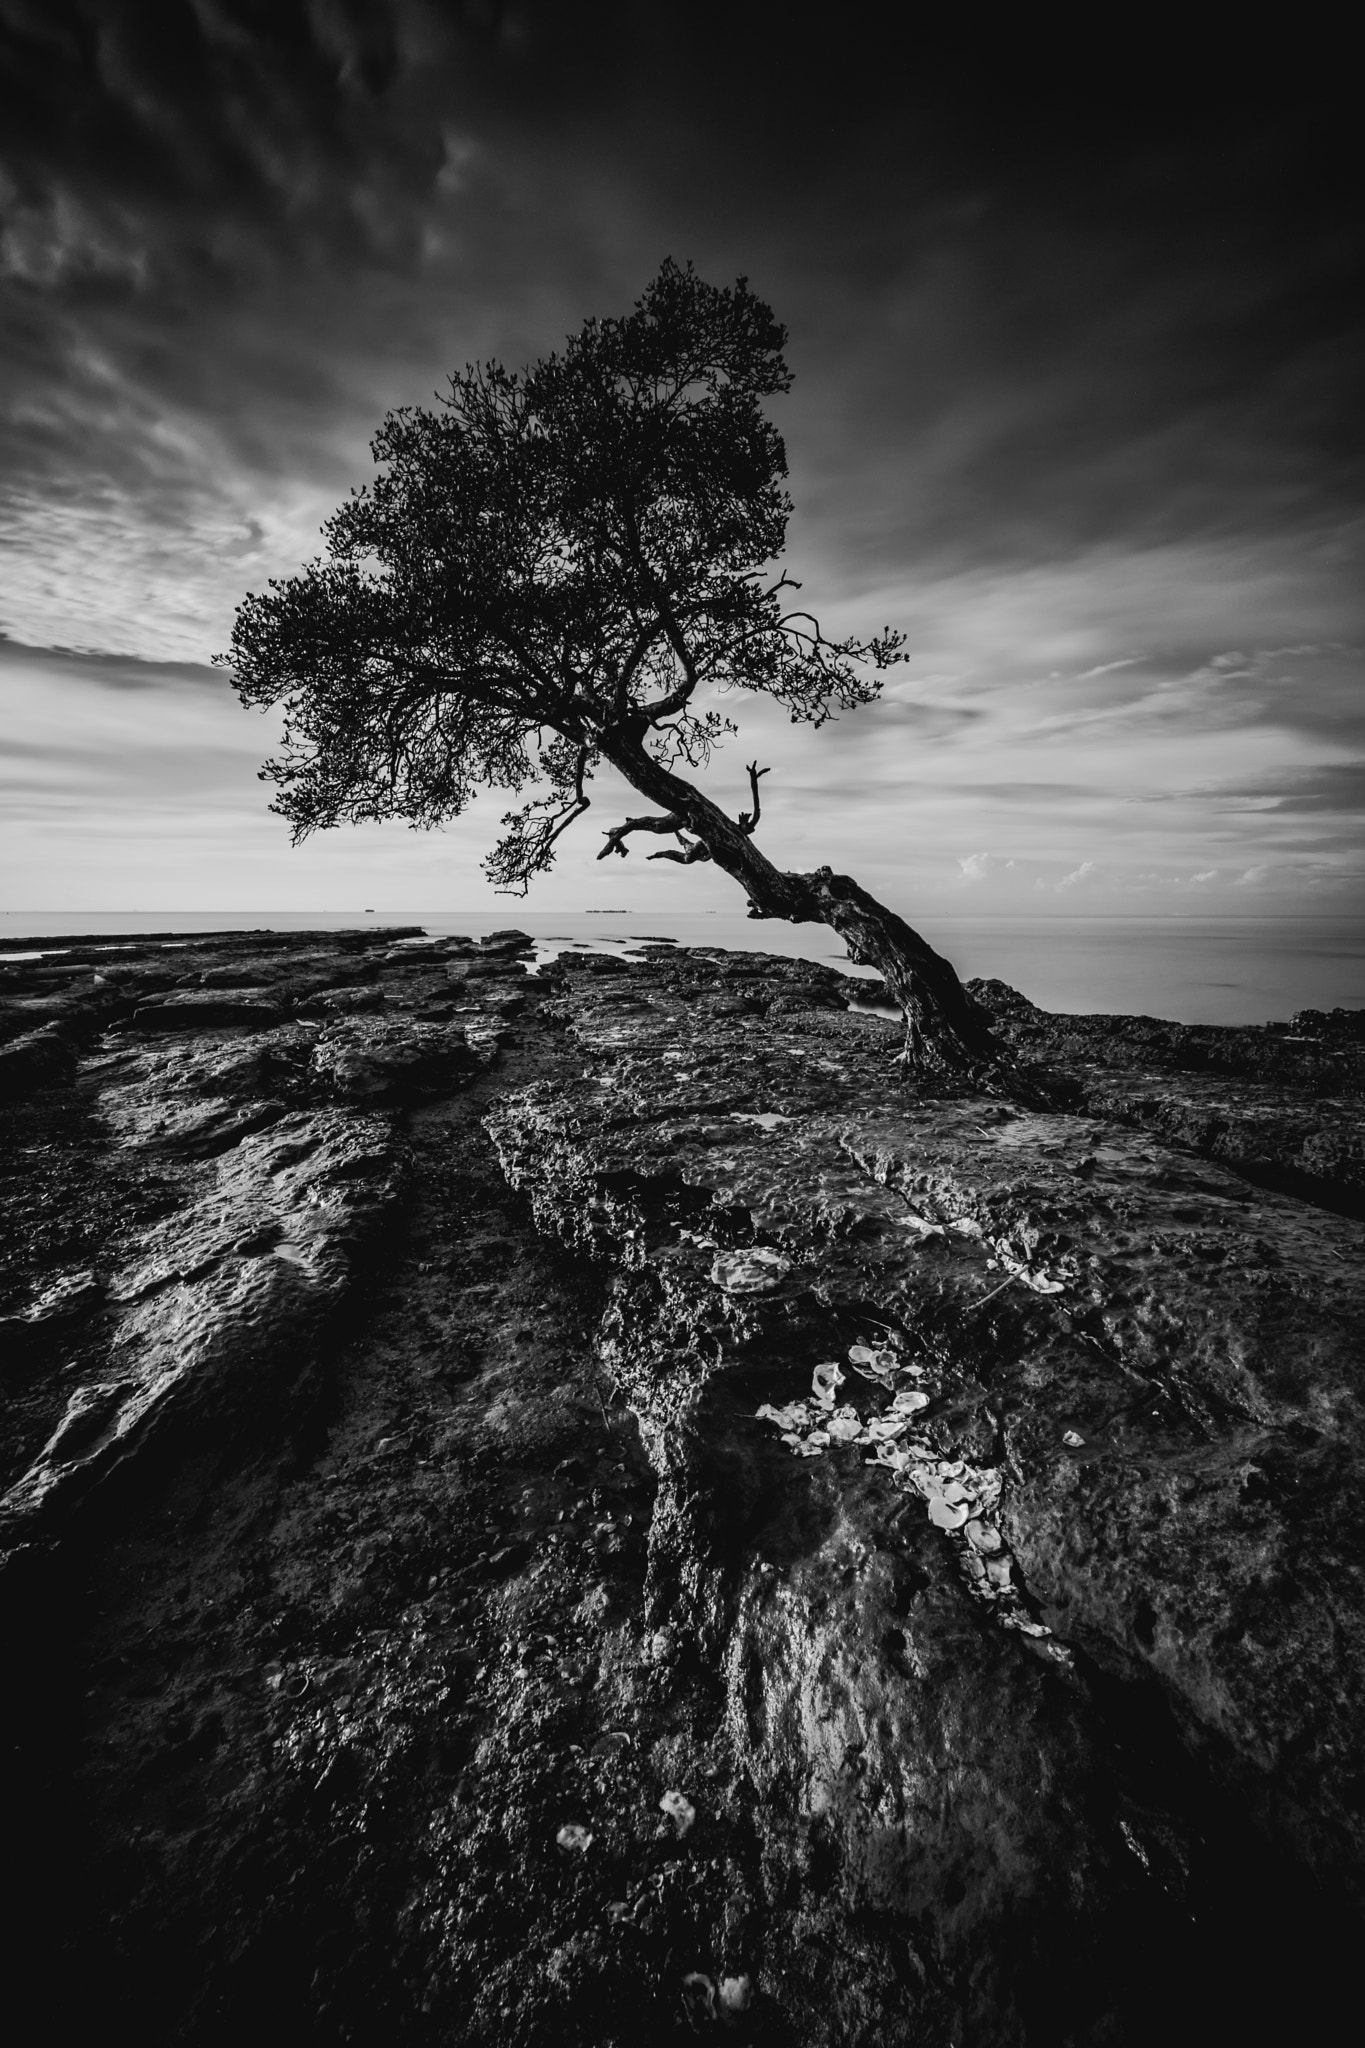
224,259,996,1079
225,258,903,892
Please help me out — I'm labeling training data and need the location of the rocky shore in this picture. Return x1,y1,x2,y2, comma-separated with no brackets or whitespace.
2,925,1362,2044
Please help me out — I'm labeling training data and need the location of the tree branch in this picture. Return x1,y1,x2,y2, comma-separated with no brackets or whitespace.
737,760,769,836
484,743,593,894
623,501,700,718
597,811,687,859
648,838,712,864
552,743,591,836
613,615,664,721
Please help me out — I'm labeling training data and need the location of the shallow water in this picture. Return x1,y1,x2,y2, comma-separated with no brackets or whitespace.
2,908,1361,1026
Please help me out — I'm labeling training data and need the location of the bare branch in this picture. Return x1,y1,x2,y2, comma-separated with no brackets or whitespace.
648,837,712,865
613,614,664,720
597,811,687,859
738,760,770,836
623,501,701,718
642,676,699,722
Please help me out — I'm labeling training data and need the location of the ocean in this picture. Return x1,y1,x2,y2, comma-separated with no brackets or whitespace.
2,910,1361,1026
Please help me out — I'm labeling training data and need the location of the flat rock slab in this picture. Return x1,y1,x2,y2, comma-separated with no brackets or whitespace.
486,978,1365,2035
311,1016,483,1100
1,1107,406,1537
131,993,289,1030
971,977,1365,1216
0,1023,78,1093
2,927,1362,2046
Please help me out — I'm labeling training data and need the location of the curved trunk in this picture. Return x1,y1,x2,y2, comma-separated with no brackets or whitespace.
598,734,996,1080
787,864,993,1076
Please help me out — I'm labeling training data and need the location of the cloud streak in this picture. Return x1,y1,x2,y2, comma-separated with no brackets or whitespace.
0,4,1360,915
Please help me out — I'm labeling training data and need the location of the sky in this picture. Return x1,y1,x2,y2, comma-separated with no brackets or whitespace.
1,1,1361,920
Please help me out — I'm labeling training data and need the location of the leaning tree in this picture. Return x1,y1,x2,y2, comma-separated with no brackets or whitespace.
223,259,995,1078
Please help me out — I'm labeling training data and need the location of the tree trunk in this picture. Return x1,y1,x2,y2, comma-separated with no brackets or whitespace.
598,734,997,1081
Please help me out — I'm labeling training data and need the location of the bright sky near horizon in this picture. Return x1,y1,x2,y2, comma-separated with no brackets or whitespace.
2,5,1361,919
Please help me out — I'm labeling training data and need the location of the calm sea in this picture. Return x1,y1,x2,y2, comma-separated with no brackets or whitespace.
2,910,1361,1026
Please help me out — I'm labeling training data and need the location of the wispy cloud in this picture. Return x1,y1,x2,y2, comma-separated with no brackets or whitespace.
1176,761,1365,815
0,632,231,692
0,5,1360,916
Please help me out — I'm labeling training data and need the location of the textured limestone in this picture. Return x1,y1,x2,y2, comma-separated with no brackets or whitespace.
130,992,289,1031
310,1016,482,1102
485,963,1365,2036
0,1022,79,1093
0,1107,406,1536
2,926,1362,2045
971,978,1365,1215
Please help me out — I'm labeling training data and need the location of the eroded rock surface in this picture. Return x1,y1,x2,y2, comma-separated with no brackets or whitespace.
1,926,1361,2045
970,976,1365,1216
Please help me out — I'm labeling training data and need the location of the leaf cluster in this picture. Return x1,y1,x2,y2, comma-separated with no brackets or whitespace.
222,258,903,889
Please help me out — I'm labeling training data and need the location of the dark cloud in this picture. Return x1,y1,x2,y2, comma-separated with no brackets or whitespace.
3,12,1358,921
1,0,1360,772
4,6,1358,497
1189,762,1365,816
949,783,1096,804
0,631,220,690
813,698,983,740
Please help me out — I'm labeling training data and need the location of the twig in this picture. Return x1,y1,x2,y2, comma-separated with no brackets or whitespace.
965,1277,1016,1315
737,760,770,836
598,812,686,859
